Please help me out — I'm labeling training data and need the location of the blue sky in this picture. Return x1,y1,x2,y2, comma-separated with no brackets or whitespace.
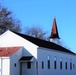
1,0,76,53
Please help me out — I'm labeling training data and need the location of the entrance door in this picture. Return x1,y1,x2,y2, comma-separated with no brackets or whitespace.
20,62,36,75
20,63,26,75
22,63,26,75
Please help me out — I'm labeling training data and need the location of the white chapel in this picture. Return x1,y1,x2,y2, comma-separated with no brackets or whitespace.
0,18,76,75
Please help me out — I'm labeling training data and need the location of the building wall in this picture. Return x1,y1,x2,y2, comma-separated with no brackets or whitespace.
0,30,38,58
10,47,23,75
22,47,32,56
0,47,37,75
0,57,10,75
37,47,76,75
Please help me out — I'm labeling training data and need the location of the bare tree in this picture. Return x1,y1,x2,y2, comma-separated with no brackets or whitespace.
0,4,21,35
24,26,47,40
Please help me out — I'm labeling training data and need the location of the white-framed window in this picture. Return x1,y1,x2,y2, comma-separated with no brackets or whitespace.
65,58,67,70
27,62,31,69
47,55,50,69
14,63,16,67
70,59,72,70
54,56,57,69
42,61,44,69
60,58,62,69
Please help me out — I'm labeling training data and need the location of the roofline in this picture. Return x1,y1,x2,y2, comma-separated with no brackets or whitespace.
10,31,76,55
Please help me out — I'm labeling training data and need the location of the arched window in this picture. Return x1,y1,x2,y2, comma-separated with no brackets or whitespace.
65,58,67,69
48,56,50,69
42,61,44,69
60,58,62,69
54,56,57,69
70,59,72,70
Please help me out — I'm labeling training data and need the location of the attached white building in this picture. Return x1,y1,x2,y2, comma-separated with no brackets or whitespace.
0,47,22,75
0,18,76,75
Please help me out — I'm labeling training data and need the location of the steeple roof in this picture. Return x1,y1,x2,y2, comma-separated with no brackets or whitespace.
50,18,60,39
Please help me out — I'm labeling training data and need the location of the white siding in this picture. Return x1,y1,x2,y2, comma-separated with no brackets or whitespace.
0,30,38,58
10,47,23,75
37,47,76,75
2,58,10,75
22,47,32,56
0,58,1,75
0,57,10,75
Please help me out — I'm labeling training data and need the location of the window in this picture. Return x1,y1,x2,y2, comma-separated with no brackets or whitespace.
47,56,50,69
48,60,50,69
60,58,62,69
65,62,67,69
65,59,67,69
36,62,38,69
60,61,62,69
54,57,57,69
27,62,31,69
73,64,75,69
70,59,72,70
14,63,16,67
54,61,56,69
70,63,72,70
42,61,44,69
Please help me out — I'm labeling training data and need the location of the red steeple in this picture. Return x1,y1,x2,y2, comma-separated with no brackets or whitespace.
50,18,60,39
